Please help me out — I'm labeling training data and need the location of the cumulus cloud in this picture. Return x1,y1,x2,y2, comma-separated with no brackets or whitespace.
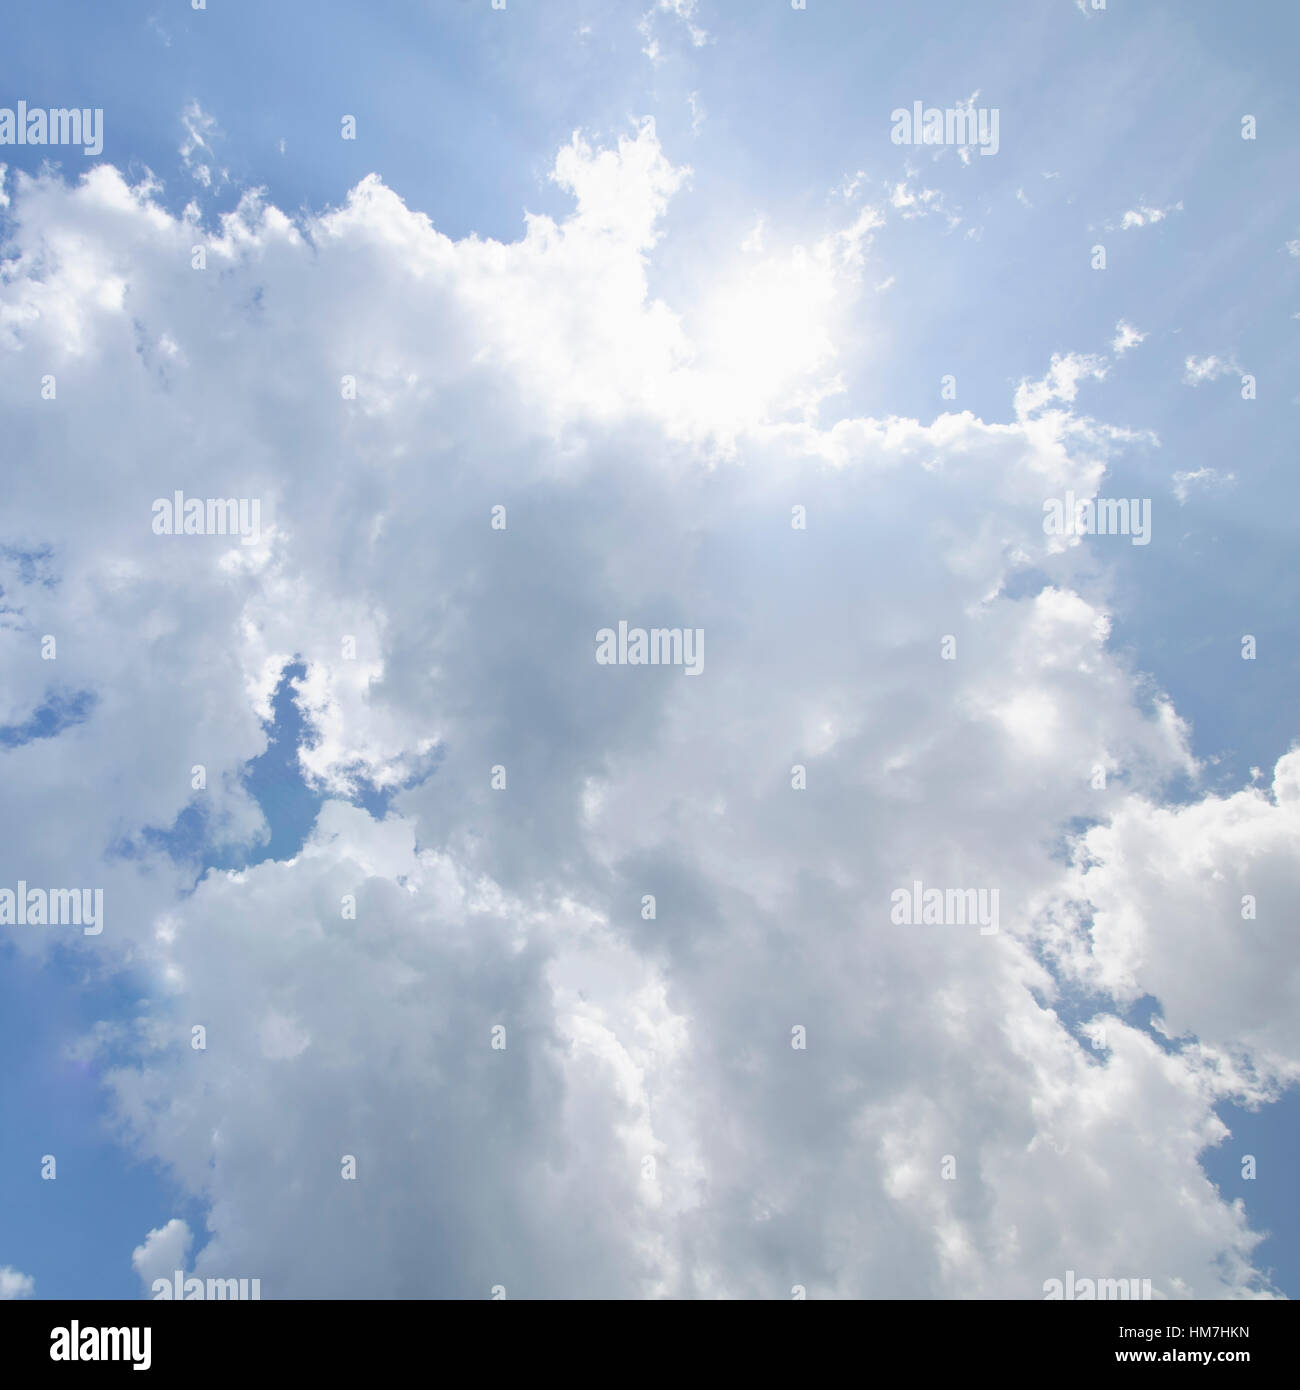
0,119,1292,1299
131,1219,194,1293
0,1266,35,1299
1045,752,1300,1083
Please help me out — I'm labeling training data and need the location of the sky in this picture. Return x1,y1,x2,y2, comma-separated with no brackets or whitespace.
0,0,1297,1300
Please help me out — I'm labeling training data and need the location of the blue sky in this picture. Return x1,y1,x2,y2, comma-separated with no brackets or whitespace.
1,0,1297,1300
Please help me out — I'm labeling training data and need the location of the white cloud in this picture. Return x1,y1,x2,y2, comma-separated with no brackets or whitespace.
0,121,1291,1299
1013,351,1109,417
178,101,223,188
0,1266,35,1300
888,173,961,230
638,0,709,61
836,170,867,201
1117,200,1183,230
1046,751,1300,1082
1183,354,1240,385
1111,320,1146,356
131,1219,194,1293
1172,467,1236,503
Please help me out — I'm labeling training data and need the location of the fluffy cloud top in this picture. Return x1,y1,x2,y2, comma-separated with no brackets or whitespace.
131,1218,194,1291
0,1266,35,1299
